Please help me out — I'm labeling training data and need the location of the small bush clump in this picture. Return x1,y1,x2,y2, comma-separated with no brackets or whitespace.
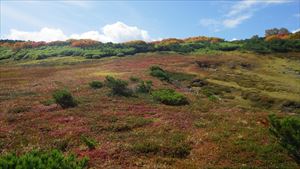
81,135,97,150
149,66,170,82
89,80,103,89
105,76,133,96
0,149,88,169
269,114,300,164
136,80,152,93
52,89,77,108
129,76,140,82
152,89,188,105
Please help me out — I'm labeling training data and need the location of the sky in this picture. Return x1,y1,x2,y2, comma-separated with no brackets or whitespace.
1,0,299,42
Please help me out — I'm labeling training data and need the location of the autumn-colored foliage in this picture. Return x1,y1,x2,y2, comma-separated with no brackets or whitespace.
123,40,147,45
265,34,290,41
47,40,70,46
157,38,184,45
12,41,46,51
184,36,224,43
70,39,100,48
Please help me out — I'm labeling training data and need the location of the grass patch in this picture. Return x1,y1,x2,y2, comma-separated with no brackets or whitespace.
131,131,191,158
106,116,152,132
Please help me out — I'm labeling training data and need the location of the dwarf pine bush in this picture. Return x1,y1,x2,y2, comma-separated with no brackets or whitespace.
52,89,77,108
152,89,188,106
89,80,103,89
269,114,300,164
0,149,88,169
105,76,132,96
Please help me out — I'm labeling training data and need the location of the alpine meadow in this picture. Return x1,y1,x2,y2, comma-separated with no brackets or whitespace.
1,1,300,168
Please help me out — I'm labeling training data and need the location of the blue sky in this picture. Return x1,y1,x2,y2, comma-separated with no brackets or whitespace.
1,0,299,42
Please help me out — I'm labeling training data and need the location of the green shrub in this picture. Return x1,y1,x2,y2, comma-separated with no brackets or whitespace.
81,135,97,150
105,76,132,96
0,149,88,169
152,89,188,105
52,89,77,108
149,66,170,82
136,80,152,93
89,80,103,89
129,76,140,82
269,114,300,164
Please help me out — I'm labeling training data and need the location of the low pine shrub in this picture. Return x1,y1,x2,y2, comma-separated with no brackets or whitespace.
0,149,88,169
149,66,170,82
269,114,300,164
152,89,188,106
136,80,152,93
129,76,140,82
52,89,77,108
89,80,103,89
105,76,132,96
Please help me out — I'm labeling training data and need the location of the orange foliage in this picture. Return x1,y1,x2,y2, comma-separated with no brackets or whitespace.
11,41,46,51
265,34,289,41
70,39,100,48
156,38,184,45
123,40,147,45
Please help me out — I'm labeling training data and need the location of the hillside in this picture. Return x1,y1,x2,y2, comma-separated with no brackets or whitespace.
1,32,300,168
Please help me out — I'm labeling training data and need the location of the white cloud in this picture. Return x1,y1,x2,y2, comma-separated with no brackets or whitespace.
294,13,300,18
101,21,150,42
229,38,238,41
227,0,290,17
223,14,252,28
292,28,300,33
6,28,67,42
4,22,152,43
199,0,291,31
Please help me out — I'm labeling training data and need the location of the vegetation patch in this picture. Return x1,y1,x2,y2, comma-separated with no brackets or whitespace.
152,89,188,106
269,114,300,164
129,76,141,82
0,149,88,169
105,76,133,97
7,106,30,114
136,80,153,93
89,80,103,89
149,65,195,83
52,89,77,108
149,66,171,82
81,135,97,150
281,100,300,114
241,91,277,109
131,132,191,158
